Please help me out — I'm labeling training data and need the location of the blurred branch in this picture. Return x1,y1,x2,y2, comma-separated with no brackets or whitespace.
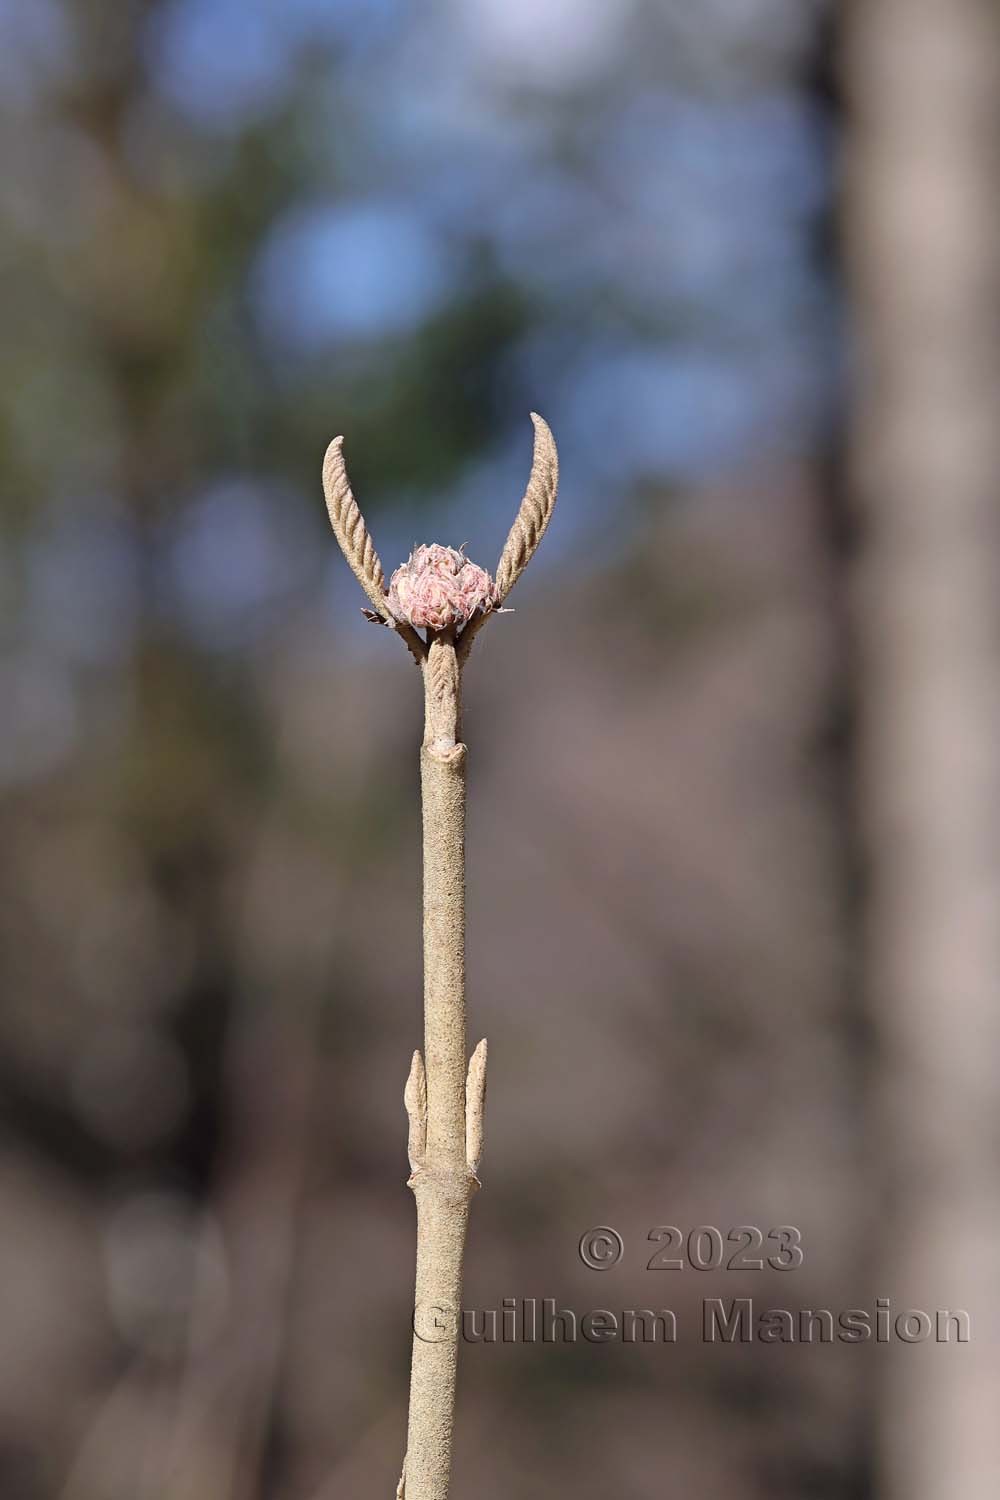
846,2,1000,1496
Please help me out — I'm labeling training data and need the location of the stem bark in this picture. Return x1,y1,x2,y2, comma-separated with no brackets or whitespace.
402,635,485,1500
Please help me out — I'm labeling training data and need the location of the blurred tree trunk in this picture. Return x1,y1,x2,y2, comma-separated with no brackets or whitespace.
845,2,1000,1497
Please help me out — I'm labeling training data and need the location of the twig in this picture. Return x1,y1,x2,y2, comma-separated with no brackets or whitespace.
323,415,559,1500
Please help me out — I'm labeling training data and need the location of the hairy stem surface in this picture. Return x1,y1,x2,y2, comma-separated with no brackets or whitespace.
403,636,482,1500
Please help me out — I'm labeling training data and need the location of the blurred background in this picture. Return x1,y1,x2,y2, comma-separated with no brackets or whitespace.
1,0,998,1496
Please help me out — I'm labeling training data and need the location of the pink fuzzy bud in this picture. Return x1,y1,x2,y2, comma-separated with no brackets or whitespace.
388,544,499,632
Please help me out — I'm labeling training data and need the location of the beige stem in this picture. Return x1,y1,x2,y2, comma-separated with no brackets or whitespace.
847,3,1000,1497
401,634,485,1500
321,418,556,1500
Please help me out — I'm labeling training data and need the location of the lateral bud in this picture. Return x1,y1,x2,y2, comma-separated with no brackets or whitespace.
404,1050,427,1175
465,1038,488,1178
